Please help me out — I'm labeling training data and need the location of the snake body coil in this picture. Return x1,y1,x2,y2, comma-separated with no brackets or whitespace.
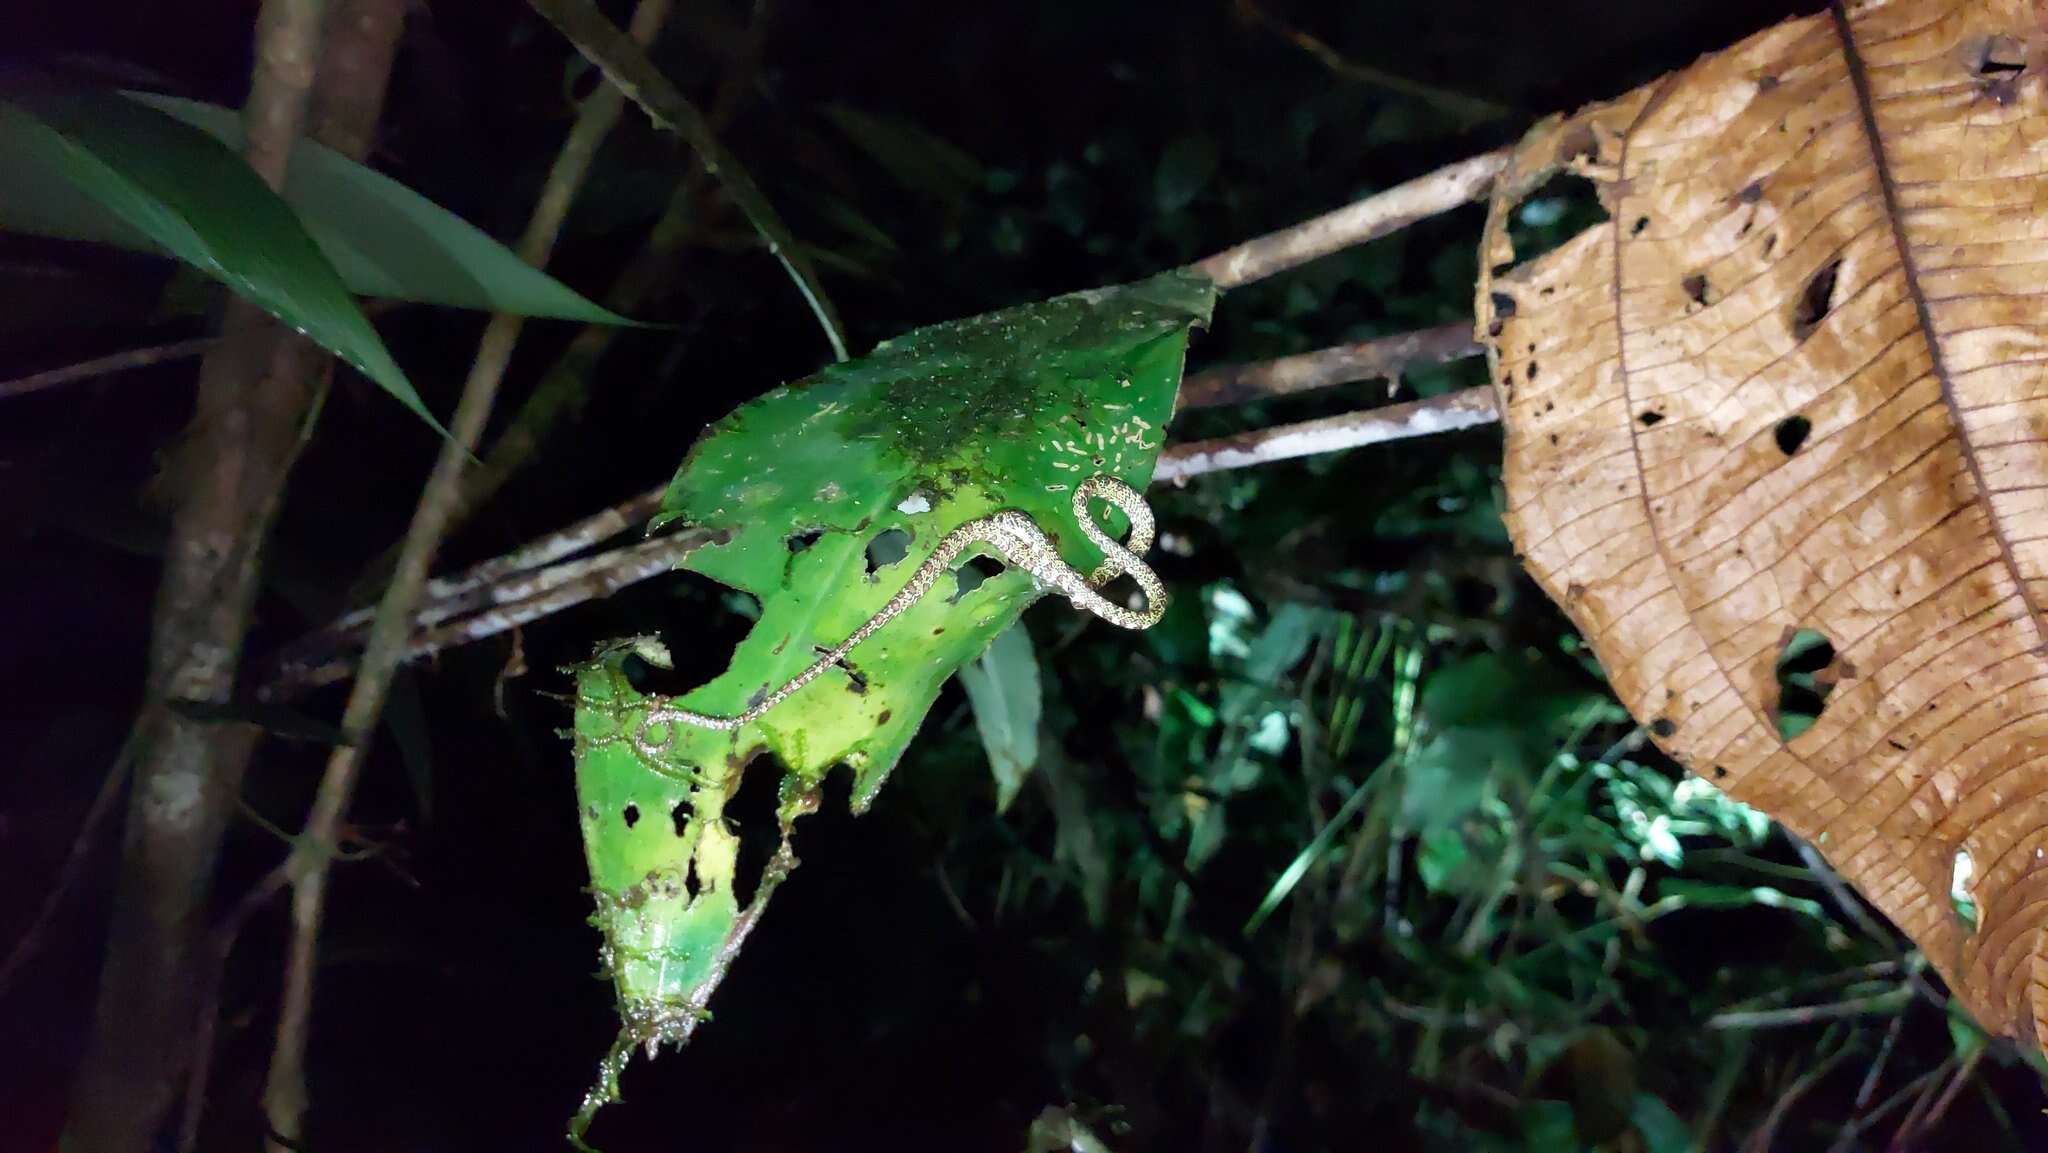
642,474,1163,735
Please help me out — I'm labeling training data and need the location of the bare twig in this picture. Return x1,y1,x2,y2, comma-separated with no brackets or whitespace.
1741,1041,1857,1153
1230,0,1514,124
359,0,772,571
1176,323,1479,411
259,3,673,1144
1706,987,1912,1030
0,301,399,402
0,737,134,997
1155,386,1498,482
1794,837,1946,1008
177,863,293,1153
266,526,716,697
0,337,218,399
317,484,666,642
1193,150,1508,290
526,0,847,361
268,384,1502,693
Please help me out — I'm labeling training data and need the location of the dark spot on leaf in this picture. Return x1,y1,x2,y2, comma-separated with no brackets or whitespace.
1566,581,1586,599
1712,765,1729,779
1761,232,1778,258
1774,628,1836,741
866,528,912,574
1888,739,1909,752
877,709,892,725
1631,216,1650,236
622,803,640,829
842,660,869,695
671,799,694,837
1682,273,1711,307
1757,74,1780,91
1775,414,1812,456
1650,717,1678,738
1549,433,1560,445
1737,180,1764,204
1638,409,1665,427
1527,360,1540,380
1792,258,1841,340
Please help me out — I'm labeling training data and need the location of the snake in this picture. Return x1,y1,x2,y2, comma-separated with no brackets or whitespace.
639,474,1164,735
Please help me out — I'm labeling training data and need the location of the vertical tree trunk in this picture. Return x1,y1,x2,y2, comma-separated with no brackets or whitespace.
63,4,408,1150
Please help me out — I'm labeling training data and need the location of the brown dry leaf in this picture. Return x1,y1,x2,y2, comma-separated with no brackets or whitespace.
1479,0,2048,1045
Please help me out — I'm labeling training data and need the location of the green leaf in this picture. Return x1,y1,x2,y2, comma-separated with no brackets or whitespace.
1155,135,1219,215
570,269,1212,1105
1629,1095,1693,1153
0,89,634,323
820,103,985,215
956,624,1044,812
0,89,446,434
1402,727,1522,834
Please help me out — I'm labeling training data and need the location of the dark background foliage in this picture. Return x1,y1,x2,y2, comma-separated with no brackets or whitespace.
8,1,2042,1151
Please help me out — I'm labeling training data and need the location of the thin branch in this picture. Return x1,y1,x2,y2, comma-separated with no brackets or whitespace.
0,302,400,402
259,3,674,1144
266,527,716,697
1193,149,1508,290
527,0,848,361
178,863,293,1153
1230,0,1514,124
0,737,134,997
1154,386,1499,482
1176,323,1479,411
1706,987,1913,1030
266,386,1504,693
0,337,218,399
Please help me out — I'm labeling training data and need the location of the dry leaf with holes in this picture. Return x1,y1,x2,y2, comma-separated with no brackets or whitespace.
1479,0,2048,1047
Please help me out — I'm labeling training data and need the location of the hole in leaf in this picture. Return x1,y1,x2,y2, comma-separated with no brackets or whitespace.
951,555,1007,602
1952,847,1979,933
1792,259,1841,341
684,857,703,898
1638,410,1665,427
1975,35,2027,76
787,527,825,553
1500,172,1610,274
622,803,641,829
1775,414,1812,456
1489,291,1518,318
865,529,912,574
1774,628,1836,740
727,763,781,907
670,798,694,837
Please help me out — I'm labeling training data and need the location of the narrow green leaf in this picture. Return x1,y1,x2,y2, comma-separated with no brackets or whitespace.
132,94,637,323
0,90,448,435
957,624,1044,812
0,90,636,324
